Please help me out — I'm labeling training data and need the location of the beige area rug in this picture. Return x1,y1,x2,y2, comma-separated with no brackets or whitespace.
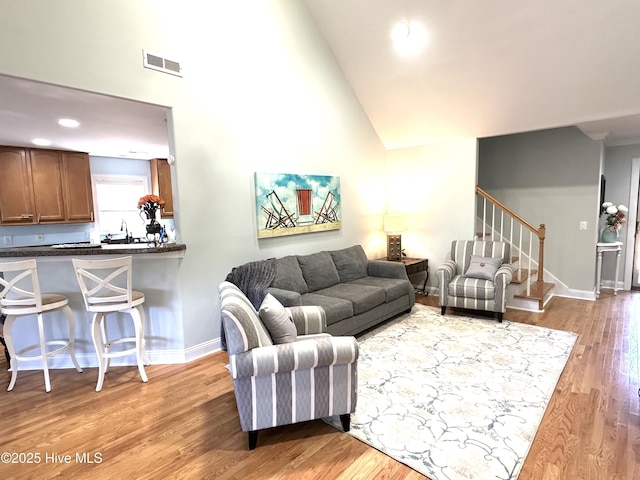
331,304,577,480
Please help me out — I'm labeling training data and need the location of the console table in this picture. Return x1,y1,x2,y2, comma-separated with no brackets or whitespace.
377,257,428,295
595,241,623,298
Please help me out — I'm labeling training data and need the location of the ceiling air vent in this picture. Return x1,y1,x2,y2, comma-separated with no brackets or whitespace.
142,49,182,77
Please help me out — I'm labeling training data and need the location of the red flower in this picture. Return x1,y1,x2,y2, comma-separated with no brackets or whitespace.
137,194,165,208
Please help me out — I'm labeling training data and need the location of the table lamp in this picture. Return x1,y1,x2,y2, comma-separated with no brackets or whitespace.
383,214,404,261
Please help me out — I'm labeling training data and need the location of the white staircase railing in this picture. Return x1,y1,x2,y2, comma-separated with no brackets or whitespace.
476,187,546,298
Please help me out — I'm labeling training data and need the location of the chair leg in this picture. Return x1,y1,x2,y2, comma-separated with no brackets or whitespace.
92,313,107,392
497,312,503,323
248,430,258,450
4,315,18,391
36,313,52,393
100,315,111,373
62,306,83,373
137,305,151,365
441,306,446,315
340,413,351,432
130,307,148,384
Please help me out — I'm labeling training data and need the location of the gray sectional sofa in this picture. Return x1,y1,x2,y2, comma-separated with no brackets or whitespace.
266,244,415,336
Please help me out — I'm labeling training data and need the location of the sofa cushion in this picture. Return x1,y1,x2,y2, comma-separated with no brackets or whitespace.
297,252,340,292
448,275,496,300
300,293,353,326
348,276,409,303
329,245,369,283
258,293,297,344
270,255,308,294
315,283,385,316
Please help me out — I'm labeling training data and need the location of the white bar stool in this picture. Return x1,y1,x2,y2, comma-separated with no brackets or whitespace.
0,259,83,392
72,256,149,392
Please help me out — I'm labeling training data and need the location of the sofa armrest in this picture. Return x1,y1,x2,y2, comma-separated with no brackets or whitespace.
298,333,331,341
266,286,302,306
435,260,456,284
229,335,359,379
367,260,409,280
435,260,456,305
493,264,513,313
494,264,513,288
287,305,327,335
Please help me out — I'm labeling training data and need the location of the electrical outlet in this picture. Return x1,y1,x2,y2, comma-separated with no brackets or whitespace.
37,233,44,241
579,221,588,231
3,235,12,245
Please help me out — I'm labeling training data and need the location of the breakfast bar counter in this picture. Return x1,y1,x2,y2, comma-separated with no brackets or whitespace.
0,243,187,371
0,242,186,257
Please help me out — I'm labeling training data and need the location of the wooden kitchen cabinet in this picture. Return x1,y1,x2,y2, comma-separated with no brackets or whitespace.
0,147,36,224
30,149,66,222
62,151,94,222
0,146,94,225
150,158,174,218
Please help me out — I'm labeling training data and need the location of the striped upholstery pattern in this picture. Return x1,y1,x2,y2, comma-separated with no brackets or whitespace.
436,241,513,315
288,305,326,335
219,281,273,355
218,282,358,435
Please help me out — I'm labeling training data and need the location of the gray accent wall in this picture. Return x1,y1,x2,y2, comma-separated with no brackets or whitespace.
478,127,602,292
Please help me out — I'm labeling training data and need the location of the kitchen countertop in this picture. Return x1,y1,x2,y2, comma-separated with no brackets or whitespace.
0,242,187,257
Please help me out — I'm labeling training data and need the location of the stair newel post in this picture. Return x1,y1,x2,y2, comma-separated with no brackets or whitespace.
537,224,546,310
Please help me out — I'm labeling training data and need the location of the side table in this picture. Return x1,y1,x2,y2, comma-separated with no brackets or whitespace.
377,257,428,295
595,241,623,298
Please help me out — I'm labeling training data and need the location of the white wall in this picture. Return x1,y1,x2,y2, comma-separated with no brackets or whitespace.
385,139,479,290
0,0,387,355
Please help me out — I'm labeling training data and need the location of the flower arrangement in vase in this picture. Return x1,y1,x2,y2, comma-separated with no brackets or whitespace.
600,201,628,243
138,194,165,239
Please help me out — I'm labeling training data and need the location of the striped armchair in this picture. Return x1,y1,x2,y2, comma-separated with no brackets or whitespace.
218,281,358,449
435,240,513,322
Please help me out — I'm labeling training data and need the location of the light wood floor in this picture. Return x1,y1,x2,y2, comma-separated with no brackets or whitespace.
1,292,639,480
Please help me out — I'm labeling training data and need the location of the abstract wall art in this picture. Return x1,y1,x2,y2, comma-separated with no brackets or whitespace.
254,172,341,238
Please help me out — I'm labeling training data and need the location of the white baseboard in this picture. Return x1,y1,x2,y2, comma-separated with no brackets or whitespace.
555,289,597,301
8,339,223,371
183,338,222,363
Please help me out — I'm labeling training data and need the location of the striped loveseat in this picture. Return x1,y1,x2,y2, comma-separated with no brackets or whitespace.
218,281,358,449
435,240,513,322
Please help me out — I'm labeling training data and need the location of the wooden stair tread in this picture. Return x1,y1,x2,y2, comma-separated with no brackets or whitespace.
510,269,537,284
513,281,555,301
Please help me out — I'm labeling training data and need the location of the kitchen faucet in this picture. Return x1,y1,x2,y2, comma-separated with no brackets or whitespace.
120,219,131,243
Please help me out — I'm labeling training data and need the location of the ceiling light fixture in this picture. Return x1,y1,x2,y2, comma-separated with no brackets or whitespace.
32,138,52,147
391,20,427,56
58,118,80,128
392,21,411,39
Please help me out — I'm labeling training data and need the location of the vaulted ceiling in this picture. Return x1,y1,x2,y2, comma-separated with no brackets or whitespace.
1,1,639,158
303,0,640,148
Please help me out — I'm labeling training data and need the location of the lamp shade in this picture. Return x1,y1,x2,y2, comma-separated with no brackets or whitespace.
383,214,404,233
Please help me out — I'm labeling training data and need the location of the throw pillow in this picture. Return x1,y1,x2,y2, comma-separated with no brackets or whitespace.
463,255,502,280
259,293,297,344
